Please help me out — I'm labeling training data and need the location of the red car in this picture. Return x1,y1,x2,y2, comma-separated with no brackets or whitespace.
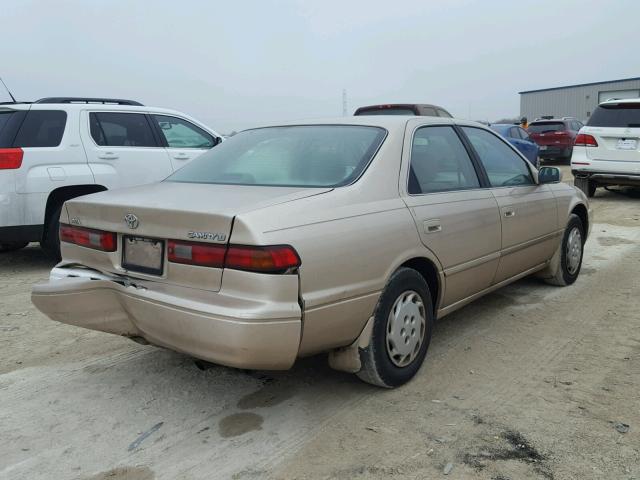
528,117,584,163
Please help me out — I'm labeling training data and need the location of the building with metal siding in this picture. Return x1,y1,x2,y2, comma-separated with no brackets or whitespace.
519,77,640,123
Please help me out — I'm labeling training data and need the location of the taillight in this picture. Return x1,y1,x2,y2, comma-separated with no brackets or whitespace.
167,240,300,273
0,148,23,169
225,245,301,273
574,134,598,147
59,224,117,252
167,240,225,267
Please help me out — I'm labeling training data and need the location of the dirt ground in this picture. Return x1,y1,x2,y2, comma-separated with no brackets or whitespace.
1,167,639,480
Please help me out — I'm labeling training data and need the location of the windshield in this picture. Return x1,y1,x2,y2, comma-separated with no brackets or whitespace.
528,122,565,133
588,104,640,128
356,108,415,116
166,125,387,187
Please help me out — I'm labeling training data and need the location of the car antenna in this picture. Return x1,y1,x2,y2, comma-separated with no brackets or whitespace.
0,77,17,103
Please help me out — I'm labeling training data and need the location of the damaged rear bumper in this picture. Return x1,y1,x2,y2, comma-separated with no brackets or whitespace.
32,266,302,370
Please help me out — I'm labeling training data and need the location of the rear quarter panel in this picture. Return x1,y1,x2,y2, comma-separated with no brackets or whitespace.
229,126,444,355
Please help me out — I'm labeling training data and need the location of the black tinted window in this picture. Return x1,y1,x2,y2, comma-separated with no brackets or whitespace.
14,110,66,147
0,112,13,136
421,107,437,116
356,108,415,116
587,104,640,127
436,109,452,118
409,126,480,194
90,112,157,147
462,127,533,187
528,122,565,133
153,115,215,148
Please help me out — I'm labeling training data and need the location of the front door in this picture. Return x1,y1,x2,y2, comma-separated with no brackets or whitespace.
81,111,174,190
401,123,501,308
461,126,558,283
149,114,217,172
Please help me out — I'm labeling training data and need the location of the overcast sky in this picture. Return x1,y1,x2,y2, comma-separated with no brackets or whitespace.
2,0,638,132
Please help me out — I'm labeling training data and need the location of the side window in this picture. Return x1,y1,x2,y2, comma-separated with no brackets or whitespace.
13,110,67,147
436,109,452,118
89,112,157,147
421,107,438,117
462,127,533,188
153,115,215,148
509,127,520,139
409,126,480,194
518,128,531,141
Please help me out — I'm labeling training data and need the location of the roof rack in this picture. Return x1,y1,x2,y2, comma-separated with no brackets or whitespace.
35,97,143,106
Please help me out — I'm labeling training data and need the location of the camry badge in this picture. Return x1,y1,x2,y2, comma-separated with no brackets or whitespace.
124,213,139,229
188,231,227,242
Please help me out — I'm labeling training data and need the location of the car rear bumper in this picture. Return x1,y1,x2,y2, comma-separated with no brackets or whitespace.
31,266,302,370
538,145,571,158
573,169,640,187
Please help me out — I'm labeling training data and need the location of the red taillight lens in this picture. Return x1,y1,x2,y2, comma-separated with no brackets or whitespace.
575,134,598,147
225,245,301,273
59,224,117,252
167,240,226,267
0,148,23,169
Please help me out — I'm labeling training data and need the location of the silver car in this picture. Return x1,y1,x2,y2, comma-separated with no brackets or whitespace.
32,117,591,387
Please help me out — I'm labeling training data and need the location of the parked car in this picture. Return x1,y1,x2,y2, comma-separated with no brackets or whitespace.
489,124,539,168
32,117,590,388
0,97,221,257
527,117,583,163
354,103,452,117
572,99,640,197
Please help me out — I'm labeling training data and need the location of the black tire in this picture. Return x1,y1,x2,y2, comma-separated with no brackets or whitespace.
357,267,434,388
546,214,584,286
0,241,29,253
41,202,63,261
574,177,596,198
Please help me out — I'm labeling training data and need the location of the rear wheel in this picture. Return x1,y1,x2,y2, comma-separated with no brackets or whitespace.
0,241,29,253
575,177,596,198
41,203,63,261
357,267,434,388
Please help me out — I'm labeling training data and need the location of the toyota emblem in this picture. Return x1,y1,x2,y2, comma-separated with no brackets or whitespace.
124,213,139,229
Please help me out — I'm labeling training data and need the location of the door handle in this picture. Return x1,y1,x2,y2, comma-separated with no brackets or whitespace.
503,209,516,218
173,153,190,160
98,152,118,160
423,220,442,234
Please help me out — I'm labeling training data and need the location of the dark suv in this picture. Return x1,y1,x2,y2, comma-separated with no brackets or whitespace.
354,103,452,117
528,117,583,163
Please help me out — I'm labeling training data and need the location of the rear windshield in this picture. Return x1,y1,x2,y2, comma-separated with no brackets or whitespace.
166,125,387,188
587,104,640,128
528,122,565,133
356,108,415,116
0,111,14,135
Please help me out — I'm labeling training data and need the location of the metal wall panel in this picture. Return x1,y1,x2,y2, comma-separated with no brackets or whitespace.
520,79,640,123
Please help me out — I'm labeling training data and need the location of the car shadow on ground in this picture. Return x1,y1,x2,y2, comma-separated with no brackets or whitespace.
0,243,57,272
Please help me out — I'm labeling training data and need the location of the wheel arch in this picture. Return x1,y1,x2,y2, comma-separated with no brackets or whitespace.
570,202,589,239
398,256,442,316
43,184,107,235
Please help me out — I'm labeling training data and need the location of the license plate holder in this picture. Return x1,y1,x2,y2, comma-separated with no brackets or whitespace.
616,138,637,150
539,145,547,151
122,236,164,275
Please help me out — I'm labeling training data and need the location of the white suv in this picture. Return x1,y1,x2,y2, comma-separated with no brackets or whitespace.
0,97,221,257
572,98,640,197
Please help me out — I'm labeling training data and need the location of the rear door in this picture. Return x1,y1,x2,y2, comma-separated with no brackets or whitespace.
461,126,558,283
81,111,174,189
149,114,217,171
583,103,640,172
401,122,501,307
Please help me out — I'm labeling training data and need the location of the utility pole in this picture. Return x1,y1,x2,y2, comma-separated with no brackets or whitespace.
342,89,348,116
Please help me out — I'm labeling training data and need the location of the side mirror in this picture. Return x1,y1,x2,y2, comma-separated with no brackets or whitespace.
538,166,562,184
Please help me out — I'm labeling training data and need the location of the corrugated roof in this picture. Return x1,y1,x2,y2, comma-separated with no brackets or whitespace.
519,77,640,95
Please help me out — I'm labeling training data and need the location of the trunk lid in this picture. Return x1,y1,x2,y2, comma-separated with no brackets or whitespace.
528,122,571,146
582,126,640,163
62,182,331,291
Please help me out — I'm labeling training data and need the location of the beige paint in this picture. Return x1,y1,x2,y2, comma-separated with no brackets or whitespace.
31,116,589,372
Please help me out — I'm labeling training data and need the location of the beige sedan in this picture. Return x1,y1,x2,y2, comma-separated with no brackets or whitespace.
32,117,591,387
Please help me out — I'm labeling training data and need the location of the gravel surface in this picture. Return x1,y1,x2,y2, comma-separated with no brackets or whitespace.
2,167,639,480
